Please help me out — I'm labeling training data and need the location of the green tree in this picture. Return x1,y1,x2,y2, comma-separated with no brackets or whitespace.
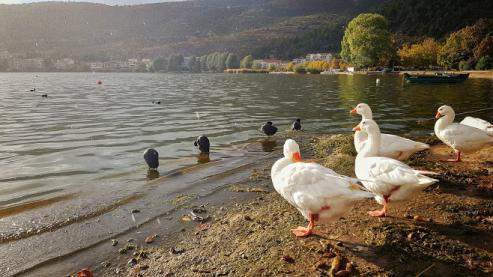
199,55,208,71
225,53,240,69
167,54,184,71
240,55,254,68
188,56,201,72
252,60,262,69
0,59,8,71
475,56,492,70
152,57,168,72
341,13,395,67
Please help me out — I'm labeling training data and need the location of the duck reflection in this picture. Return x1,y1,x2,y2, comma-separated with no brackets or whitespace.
196,152,211,164
261,139,277,152
146,169,160,180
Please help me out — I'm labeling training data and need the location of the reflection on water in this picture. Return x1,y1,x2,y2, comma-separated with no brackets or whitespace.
0,73,492,210
146,169,160,180
261,139,277,152
196,152,211,164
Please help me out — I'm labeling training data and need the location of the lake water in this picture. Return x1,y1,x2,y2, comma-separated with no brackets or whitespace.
1,73,492,213
1,72,492,275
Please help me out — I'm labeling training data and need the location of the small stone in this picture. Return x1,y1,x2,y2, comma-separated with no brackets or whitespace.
131,209,140,213
315,262,330,270
335,241,343,247
111,239,118,246
414,215,423,221
101,261,111,268
404,213,413,219
127,258,137,267
282,255,295,263
244,215,252,221
118,248,127,254
127,238,136,243
169,247,185,254
407,232,415,240
145,234,157,244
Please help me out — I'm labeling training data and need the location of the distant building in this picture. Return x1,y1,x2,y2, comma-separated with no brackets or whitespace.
254,59,290,69
54,58,75,70
89,62,104,71
306,53,332,62
0,50,10,60
10,58,44,71
128,58,139,70
141,59,153,70
292,57,306,64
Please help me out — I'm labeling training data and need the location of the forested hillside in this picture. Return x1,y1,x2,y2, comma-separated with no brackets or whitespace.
0,0,491,60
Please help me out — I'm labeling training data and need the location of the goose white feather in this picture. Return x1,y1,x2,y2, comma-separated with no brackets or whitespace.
351,103,429,160
271,139,372,236
435,105,493,162
354,119,438,217
460,116,493,136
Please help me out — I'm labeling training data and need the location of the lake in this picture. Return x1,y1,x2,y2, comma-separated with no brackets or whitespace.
0,72,492,274
1,73,492,210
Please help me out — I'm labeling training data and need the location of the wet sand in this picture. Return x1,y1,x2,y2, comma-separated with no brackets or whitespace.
101,134,493,277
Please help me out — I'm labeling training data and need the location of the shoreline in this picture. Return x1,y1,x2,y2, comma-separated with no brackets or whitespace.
92,133,493,277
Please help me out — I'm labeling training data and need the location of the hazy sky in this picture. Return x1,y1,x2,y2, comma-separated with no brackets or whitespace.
0,0,187,5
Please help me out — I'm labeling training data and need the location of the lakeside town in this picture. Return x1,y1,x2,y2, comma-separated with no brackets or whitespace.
0,49,333,73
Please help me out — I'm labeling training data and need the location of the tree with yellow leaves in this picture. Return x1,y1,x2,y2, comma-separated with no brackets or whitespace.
397,38,441,68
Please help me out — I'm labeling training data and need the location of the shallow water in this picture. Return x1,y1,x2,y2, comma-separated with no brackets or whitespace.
0,73,492,212
1,72,492,275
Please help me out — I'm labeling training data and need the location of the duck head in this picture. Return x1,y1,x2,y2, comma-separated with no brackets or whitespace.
283,139,301,162
350,103,373,119
435,105,455,119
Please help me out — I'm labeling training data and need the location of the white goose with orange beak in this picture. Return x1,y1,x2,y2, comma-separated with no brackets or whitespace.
354,119,438,217
350,103,429,160
435,105,493,162
271,139,373,237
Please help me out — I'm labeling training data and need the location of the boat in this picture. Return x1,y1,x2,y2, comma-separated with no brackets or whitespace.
403,72,469,84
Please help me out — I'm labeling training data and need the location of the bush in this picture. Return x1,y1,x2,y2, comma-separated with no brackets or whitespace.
293,64,306,74
458,59,474,71
475,56,492,70
306,68,321,74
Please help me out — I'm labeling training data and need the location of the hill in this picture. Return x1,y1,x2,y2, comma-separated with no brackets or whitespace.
0,0,380,60
0,0,492,61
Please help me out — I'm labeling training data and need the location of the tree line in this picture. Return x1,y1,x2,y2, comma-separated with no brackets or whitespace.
340,13,493,70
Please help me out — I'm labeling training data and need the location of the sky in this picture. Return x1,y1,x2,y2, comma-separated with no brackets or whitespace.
0,0,187,5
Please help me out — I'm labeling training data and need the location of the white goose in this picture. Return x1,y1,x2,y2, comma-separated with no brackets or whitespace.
271,139,373,237
354,119,438,217
350,103,429,160
435,105,493,162
460,116,493,136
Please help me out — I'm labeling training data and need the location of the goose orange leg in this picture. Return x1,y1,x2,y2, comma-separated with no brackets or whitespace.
445,151,461,162
291,213,317,237
368,201,388,217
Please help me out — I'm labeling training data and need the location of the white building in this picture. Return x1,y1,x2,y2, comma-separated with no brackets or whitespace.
89,62,104,71
292,58,306,64
128,58,139,70
54,58,75,70
305,53,332,62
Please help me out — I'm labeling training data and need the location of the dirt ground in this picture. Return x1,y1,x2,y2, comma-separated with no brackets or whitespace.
114,134,492,277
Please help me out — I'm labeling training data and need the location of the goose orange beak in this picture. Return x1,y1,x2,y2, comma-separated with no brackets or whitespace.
350,108,357,114
435,111,442,119
292,151,301,162
352,125,361,132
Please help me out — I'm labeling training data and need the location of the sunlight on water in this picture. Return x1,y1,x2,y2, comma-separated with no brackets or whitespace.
0,72,492,210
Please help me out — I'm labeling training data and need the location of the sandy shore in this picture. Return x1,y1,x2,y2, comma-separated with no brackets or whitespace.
90,134,492,276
